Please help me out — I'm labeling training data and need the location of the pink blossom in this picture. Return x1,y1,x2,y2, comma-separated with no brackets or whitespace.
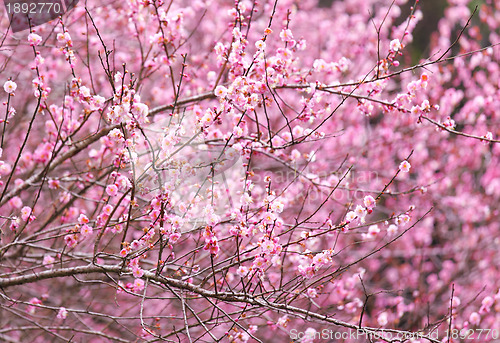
377,312,388,326
57,32,72,46
106,184,119,197
399,160,411,173
345,211,356,223
214,85,228,98
387,224,398,236
43,255,55,268
482,131,493,144
133,279,145,292
64,235,78,248
260,239,275,254
270,200,284,213
132,267,144,278
252,257,267,271
262,212,276,225
255,40,266,50
0,2,499,341
354,205,367,219
27,297,42,314
442,117,456,129
130,240,141,250
276,315,289,328
389,39,402,52
469,312,480,325
27,33,42,46
368,225,380,237
363,195,376,210
233,125,243,137
80,224,93,237
290,149,301,161
9,196,22,209
307,288,318,298
103,204,113,215
298,265,315,279
3,80,17,94
236,266,248,278
21,206,32,221
78,214,89,224
57,307,68,319
480,296,494,313
169,232,181,243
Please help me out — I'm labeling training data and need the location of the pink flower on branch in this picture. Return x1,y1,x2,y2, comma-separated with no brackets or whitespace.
3,80,17,94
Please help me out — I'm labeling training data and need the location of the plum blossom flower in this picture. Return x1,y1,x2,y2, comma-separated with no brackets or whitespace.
291,149,301,161
387,224,398,236
3,80,17,94
132,267,144,278
133,278,145,292
277,315,289,328
21,206,32,221
27,297,42,314
57,307,68,319
469,312,480,325
78,214,89,224
233,125,243,137
236,266,248,278
395,214,411,226
354,205,367,218
280,29,294,42
389,39,402,52
262,212,276,225
363,195,376,210
298,264,315,278
80,224,93,237
255,40,266,50
64,235,77,248
56,32,72,46
106,184,119,196
261,239,279,254
43,255,55,268
345,211,356,223
367,225,380,237
169,232,181,243
482,131,493,145
131,102,149,122
214,85,228,98
399,160,411,173
9,197,22,209
480,296,494,313
312,251,332,267
270,200,284,213
442,116,456,129
28,33,42,46
103,204,113,215
307,288,318,298
130,240,141,250
378,312,388,326
252,257,268,271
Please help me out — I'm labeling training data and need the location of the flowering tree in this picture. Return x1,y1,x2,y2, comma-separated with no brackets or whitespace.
0,0,499,342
